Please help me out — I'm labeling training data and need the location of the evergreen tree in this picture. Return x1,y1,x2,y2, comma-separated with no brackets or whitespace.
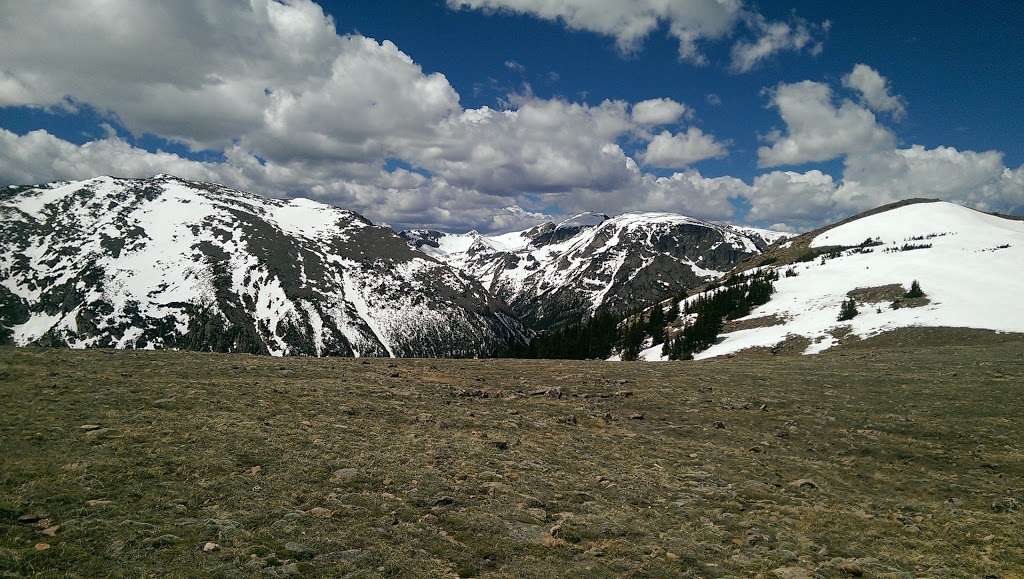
838,297,858,321
621,320,646,361
905,280,925,298
647,304,666,345
665,300,680,323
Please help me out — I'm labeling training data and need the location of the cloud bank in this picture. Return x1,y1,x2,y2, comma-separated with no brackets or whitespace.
0,1,1020,232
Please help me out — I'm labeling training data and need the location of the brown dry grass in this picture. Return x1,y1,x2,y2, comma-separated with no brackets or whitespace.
1,329,1022,577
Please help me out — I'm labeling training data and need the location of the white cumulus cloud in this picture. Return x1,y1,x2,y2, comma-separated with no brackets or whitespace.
631,98,692,126
447,0,826,70
758,80,896,167
842,63,907,120
640,128,729,168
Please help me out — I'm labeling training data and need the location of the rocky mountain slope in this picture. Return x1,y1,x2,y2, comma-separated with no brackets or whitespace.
403,213,786,329
0,176,526,357
635,200,1024,360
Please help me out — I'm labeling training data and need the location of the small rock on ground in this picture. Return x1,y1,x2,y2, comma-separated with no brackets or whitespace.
772,567,814,579
331,468,358,482
284,541,315,559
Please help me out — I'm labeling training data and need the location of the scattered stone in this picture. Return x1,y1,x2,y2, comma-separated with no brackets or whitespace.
772,566,814,579
746,532,769,545
557,415,577,426
776,549,798,563
85,499,112,507
39,525,60,537
121,520,158,529
505,521,547,543
203,542,220,552
153,398,175,405
284,541,315,559
79,424,102,431
34,543,50,551
279,563,301,576
84,428,111,438
321,548,364,563
331,468,358,482
246,465,262,476
992,497,1020,513
529,387,562,399
143,534,180,548
491,440,509,450
713,421,726,429
629,413,644,420
17,514,41,524
388,372,400,378
788,479,818,491
307,507,333,518
836,560,864,576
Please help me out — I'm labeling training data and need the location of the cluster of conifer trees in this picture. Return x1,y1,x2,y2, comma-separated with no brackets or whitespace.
512,269,779,361
661,270,779,360
510,310,621,359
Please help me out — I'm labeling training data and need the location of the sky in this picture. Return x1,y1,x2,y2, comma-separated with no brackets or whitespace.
1,0,1021,233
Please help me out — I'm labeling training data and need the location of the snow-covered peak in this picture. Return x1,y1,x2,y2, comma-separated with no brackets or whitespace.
555,212,609,229
1,176,526,357
406,210,780,328
811,201,1019,248
637,200,1024,360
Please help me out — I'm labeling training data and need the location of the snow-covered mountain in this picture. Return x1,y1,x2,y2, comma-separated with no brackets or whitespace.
403,213,786,329
637,200,1024,360
0,176,526,357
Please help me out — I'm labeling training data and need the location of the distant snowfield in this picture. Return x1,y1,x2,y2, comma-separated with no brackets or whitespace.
639,202,1024,360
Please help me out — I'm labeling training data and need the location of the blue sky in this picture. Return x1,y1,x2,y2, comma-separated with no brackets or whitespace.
332,0,1023,176
0,1,1021,231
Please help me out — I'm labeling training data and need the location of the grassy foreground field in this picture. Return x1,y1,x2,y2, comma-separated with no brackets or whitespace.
1,330,1022,577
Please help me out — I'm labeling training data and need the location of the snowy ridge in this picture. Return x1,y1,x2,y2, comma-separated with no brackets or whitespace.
403,211,783,328
0,176,526,356
637,201,1024,360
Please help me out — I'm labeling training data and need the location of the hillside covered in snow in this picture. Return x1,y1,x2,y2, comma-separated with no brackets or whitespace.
403,213,786,329
634,200,1024,361
0,176,526,357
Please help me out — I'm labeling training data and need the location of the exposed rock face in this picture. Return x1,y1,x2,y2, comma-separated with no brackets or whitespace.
0,175,526,356
403,213,784,329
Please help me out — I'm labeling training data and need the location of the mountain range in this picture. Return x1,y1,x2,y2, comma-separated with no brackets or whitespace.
401,212,785,328
2,176,1021,359
0,175,524,357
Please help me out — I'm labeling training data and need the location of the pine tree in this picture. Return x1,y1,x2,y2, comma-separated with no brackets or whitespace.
665,300,680,323
621,320,646,361
905,280,925,298
647,304,666,345
837,297,858,321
